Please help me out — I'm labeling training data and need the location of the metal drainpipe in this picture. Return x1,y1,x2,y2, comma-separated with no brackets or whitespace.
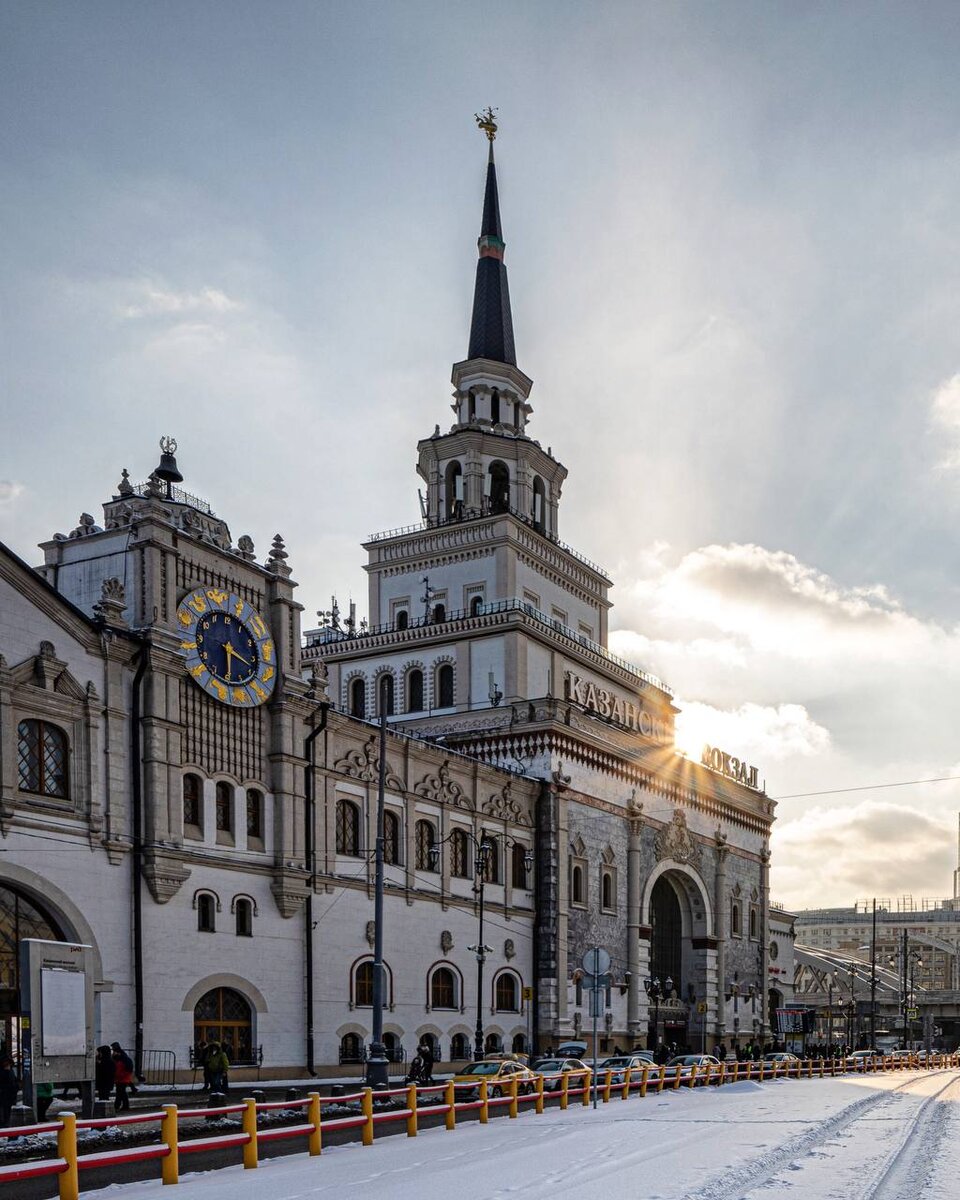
130,641,149,1078
304,702,330,1074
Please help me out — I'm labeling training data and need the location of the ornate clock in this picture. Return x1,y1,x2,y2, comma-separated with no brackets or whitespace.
177,587,278,707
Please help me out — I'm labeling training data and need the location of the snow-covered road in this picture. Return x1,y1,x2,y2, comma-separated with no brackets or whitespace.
85,1069,960,1200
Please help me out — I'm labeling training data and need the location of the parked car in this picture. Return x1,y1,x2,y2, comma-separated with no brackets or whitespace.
662,1054,722,1082
452,1058,539,1097
596,1054,656,1083
532,1057,590,1091
764,1052,800,1063
846,1050,883,1066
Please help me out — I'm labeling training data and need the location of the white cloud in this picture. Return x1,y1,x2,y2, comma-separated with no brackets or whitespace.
931,373,960,468
119,283,241,320
0,481,24,505
674,700,829,766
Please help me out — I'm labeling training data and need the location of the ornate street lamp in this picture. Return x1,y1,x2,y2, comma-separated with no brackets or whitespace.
644,975,673,1051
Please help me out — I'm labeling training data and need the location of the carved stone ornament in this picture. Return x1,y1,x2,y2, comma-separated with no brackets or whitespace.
366,920,376,948
483,780,531,826
144,472,164,499
334,735,404,791
142,854,191,904
441,930,453,954
93,576,128,627
69,512,101,538
267,533,291,577
237,534,256,561
504,938,516,961
627,794,644,838
654,808,702,867
415,760,469,809
551,762,572,791
307,660,329,700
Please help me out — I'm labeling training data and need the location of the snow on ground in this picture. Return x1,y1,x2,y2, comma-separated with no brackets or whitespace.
83,1068,960,1200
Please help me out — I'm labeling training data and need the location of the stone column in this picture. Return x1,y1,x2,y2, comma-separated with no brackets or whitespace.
533,779,561,1050
626,800,644,1038
714,831,729,1040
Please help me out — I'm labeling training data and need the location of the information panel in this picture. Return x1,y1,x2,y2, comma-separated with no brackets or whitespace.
40,968,87,1056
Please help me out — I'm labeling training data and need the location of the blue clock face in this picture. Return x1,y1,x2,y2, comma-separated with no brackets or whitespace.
177,588,278,707
195,612,258,684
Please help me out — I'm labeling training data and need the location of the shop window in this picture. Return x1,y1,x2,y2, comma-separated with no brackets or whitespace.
17,719,69,799
485,1032,503,1055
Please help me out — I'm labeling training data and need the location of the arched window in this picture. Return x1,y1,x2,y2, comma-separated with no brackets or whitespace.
415,819,437,871
383,1031,401,1062
235,898,253,937
731,900,741,937
437,663,454,708
396,609,409,630
194,987,253,1063
432,602,446,623
450,828,470,878
512,1033,527,1055
491,389,501,424
749,907,758,939
467,390,477,422
376,674,395,716
17,719,69,798
487,461,510,514
0,884,65,1023
481,836,500,884
246,789,263,841
450,1032,470,1061
431,966,458,1010
495,972,519,1012
512,843,530,889
197,893,216,933
469,595,483,617
215,782,233,835
349,677,366,719
407,668,424,713
183,773,202,830
571,862,585,905
601,868,614,911
336,799,361,856
384,810,400,865
339,1032,363,1064
355,961,374,1007
445,460,464,519
484,1031,503,1055
532,476,547,533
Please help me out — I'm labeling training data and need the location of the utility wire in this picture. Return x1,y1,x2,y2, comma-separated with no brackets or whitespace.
772,775,960,801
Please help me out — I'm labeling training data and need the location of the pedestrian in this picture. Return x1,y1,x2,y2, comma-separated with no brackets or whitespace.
204,1041,230,1093
195,1041,212,1090
95,1045,114,1101
111,1042,134,1112
36,1081,55,1121
717,1042,727,1062
417,1036,435,1082
0,1056,19,1128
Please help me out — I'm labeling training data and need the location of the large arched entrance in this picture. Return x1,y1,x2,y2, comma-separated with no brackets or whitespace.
0,883,67,1058
193,987,254,1064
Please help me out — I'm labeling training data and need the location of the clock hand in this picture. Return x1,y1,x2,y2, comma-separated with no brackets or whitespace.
226,644,251,666
223,642,235,681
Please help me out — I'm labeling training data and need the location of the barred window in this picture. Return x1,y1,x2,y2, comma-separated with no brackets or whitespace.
450,828,469,878
246,789,263,840
384,810,400,865
512,843,530,888
336,799,361,856
215,782,233,833
481,837,499,884
495,972,519,1012
17,720,69,799
415,820,437,871
183,773,202,828
431,967,457,1009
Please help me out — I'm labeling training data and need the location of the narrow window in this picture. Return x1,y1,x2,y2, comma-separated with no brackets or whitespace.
450,1032,469,1060
601,869,614,911
246,789,263,841
481,837,500,884
407,668,424,713
487,462,510,514
571,862,584,905
384,811,400,865
415,819,437,871
437,663,454,708
377,675,395,716
750,907,758,939
469,595,483,617
731,901,741,937
198,894,215,933
355,961,374,1007
336,799,361,856
235,898,253,937
512,843,530,888
339,1033,363,1063
532,476,546,534
432,602,446,623
350,677,366,719
396,610,409,630
431,967,457,1009
17,719,69,799
183,774,202,829
491,389,501,424
450,829,469,878
215,782,233,834
445,461,464,519
495,973,519,1012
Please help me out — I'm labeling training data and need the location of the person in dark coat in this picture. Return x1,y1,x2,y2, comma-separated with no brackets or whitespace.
0,1056,19,1128
95,1045,114,1101
416,1037,435,1082
204,1042,230,1093
111,1042,134,1112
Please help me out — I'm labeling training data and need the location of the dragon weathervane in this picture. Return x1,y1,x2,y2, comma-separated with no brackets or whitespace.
475,106,499,141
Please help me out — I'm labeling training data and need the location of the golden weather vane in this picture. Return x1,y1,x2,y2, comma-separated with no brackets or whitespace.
475,107,499,141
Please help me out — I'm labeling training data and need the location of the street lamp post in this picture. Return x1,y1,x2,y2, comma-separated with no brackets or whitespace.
429,831,533,1060
644,975,673,1053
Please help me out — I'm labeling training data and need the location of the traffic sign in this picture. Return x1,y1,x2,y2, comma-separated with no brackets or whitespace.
581,972,611,990
906,1007,919,1020
582,947,611,976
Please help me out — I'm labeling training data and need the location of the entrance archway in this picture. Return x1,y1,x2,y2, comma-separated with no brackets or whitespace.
0,882,67,1059
194,987,254,1064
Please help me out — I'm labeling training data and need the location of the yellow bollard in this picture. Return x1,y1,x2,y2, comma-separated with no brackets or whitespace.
687,1063,697,1089
718,1060,726,1087
582,1069,592,1106
818,1059,824,1078
361,1087,374,1146
639,1065,649,1098
161,1103,179,1185
657,1064,666,1093
621,1066,631,1101
508,1077,519,1119
672,1063,682,1090
58,1112,79,1200
242,1097,258,1170
758,1060,766,1082
406,1083,418,1137
535,1073,545,1115
479,1078,489,1124
445,1080,457,1129
307,1092,322,1156
560,1072,569,1110
603,1070,613,1103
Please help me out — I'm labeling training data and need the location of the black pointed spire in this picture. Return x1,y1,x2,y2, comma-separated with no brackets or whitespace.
468,110,516,366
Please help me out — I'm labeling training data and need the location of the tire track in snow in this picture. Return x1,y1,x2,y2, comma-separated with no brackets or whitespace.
686,1071,955,1200
858,1071,960,1200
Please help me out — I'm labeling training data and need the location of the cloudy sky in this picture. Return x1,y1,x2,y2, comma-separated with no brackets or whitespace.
3,2,960,910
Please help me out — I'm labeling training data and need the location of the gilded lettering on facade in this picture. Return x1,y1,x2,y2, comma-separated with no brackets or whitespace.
564,670,670,743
